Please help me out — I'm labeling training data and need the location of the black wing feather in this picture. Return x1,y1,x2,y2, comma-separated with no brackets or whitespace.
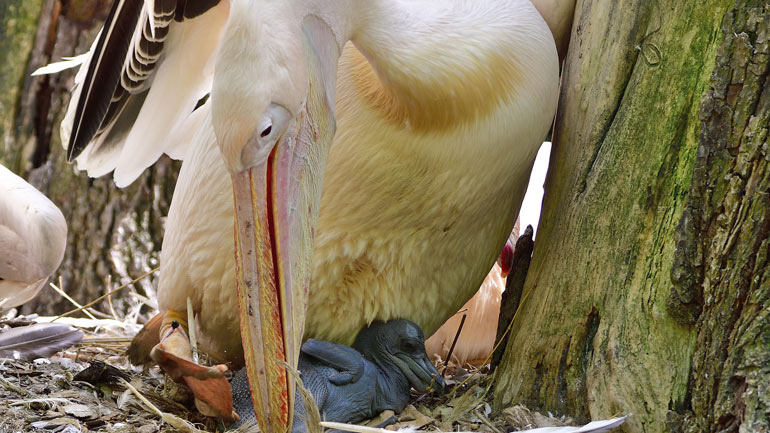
67,0,220,162
68,0,143,161
177,0,220,20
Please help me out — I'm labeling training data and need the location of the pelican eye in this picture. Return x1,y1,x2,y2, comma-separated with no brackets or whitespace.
240,104,291,170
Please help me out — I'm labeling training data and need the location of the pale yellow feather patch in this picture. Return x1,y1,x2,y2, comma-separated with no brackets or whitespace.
343,45,522,133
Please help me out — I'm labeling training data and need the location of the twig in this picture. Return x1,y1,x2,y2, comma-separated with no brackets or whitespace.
473,408,503,433
450,245,553,393
87,309,114,320
0,375,32,397
49,279,97,321
321,421,476,433
54,267,159,321
280,360,322,433
81,337,133,343
320,422,391,433
186,297,199,364
118,378,204,433
106,275,119,321
442,313,467,375
8,398,70,407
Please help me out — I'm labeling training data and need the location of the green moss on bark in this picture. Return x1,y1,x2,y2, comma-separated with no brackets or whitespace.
493,1,734,432
0,0,44,171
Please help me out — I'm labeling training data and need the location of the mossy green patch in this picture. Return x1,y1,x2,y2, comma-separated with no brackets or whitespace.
0,0,45,172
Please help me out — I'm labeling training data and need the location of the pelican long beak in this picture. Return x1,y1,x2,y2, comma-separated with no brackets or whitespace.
231,17,339,433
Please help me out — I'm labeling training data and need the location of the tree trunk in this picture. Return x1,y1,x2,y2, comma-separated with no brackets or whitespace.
493,1,768,433
0,0,180,317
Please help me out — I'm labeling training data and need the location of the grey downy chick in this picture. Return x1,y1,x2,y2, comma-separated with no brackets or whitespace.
230,319,446,432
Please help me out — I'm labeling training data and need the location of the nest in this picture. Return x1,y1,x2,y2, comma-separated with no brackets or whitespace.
0,281,588,433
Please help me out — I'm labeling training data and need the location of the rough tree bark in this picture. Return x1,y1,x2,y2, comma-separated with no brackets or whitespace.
678,5,770,431
0,0,179,317
494,1,768,433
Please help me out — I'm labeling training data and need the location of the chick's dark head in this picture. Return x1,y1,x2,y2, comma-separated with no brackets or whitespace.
353,320,446,393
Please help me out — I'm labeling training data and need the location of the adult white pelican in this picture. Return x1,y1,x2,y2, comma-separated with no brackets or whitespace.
63,0,563,430
0,165,67,310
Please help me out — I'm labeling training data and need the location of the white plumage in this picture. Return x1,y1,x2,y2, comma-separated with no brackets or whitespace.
154,0,558,359
0,165,67,310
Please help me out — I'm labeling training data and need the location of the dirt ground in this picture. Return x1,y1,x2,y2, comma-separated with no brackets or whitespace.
0,309,580,433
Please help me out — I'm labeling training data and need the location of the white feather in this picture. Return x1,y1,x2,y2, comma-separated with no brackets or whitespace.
111,4,228,186
31,53,89,76
144,0,157,38
59,29,101,150
518,416,628,432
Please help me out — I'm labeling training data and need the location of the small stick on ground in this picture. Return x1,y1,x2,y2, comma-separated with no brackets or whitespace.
473,408,503,433
119,378,205,433
49,278,97,321
321,421,476,433
442,313,467,375
0,375,32,397
320,421,392,433
8,398,71,407
106,275,120,321
54,267,159,321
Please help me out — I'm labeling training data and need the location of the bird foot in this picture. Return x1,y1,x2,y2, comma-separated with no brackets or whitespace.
127,313,163,365
150,317,238,422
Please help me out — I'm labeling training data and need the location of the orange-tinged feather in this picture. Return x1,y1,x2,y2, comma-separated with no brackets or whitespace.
345,45,522,133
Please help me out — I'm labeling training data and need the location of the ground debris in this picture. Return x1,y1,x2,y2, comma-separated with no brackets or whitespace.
0,314,224,433
1,313,607,433
349,365,587,433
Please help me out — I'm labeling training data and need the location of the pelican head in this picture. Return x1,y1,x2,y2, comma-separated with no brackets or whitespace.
210,2,351,432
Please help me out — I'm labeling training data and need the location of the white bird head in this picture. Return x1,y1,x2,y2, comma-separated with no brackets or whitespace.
211,0,349,175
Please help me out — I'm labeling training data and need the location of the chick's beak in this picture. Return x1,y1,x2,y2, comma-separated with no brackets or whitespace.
419,353,447,394
393,351,447,394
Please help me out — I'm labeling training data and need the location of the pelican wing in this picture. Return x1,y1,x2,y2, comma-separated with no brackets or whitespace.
63,0,227,186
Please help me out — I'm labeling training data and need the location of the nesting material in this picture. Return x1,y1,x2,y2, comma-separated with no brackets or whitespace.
0,292,626,433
